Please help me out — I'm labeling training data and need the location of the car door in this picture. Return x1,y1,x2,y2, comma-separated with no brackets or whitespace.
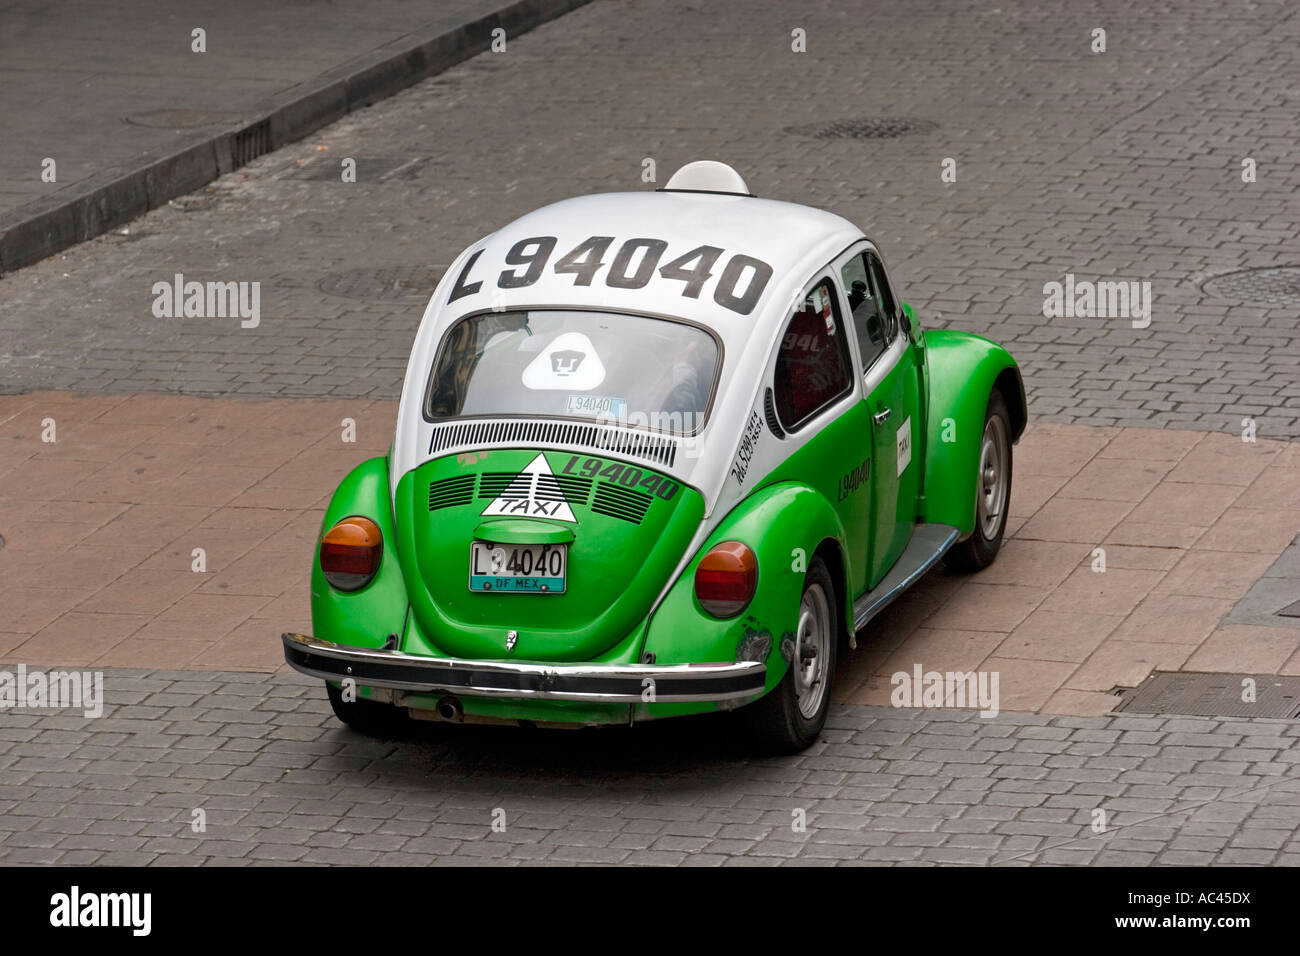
768,272,873,596
837,247,920,589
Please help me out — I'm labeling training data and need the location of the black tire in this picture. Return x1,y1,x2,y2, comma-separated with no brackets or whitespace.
743,556,839,753
326,681,409,735
943,390,1013,572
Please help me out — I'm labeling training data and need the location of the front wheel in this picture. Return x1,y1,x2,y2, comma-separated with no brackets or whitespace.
943,390,1013,572
744,556,839,753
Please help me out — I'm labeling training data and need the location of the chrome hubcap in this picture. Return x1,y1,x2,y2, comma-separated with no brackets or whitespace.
794,583,831,720
977,415,1010,539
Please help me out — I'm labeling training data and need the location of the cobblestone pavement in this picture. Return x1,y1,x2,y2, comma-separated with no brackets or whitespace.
1,669,1298,866
2,1,1298,868
1,0,1297,437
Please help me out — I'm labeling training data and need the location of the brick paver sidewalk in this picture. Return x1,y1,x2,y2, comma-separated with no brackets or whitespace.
2,392,1297,714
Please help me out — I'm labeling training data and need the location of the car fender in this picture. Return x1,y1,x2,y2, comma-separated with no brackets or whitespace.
310,456,409,649
920,330,1027,535
641,482,849,696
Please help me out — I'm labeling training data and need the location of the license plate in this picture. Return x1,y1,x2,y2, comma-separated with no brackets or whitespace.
469,541,567,594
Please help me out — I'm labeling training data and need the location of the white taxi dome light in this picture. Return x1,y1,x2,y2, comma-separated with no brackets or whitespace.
662,160,752,196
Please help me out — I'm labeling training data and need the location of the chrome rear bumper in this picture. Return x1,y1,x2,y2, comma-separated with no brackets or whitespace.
282,632,767,703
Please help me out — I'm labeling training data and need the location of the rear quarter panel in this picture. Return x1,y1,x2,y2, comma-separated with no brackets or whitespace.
311,456,409,649
636,481,849,720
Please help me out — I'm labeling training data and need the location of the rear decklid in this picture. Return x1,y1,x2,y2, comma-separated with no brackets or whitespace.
394,447,703,662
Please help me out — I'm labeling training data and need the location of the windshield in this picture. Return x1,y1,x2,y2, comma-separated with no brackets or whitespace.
424,310,719,434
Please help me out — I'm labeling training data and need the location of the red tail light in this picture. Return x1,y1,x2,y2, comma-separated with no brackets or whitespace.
320,516,383,591
694,541,757,618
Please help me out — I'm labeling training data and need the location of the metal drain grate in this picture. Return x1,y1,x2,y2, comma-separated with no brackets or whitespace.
1202,266,1300,307
317,267,445,303
786,117,938,140
1117,672,1300,719
231,119,272,167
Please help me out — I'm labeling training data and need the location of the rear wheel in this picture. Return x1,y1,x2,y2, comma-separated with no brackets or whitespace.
944,390,1013,572
744,556,838,753
326,681,409,735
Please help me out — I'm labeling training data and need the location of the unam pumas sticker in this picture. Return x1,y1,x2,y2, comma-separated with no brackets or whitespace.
521,332,606,390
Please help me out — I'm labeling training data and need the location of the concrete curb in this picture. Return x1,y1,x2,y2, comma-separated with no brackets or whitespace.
0,0,592,277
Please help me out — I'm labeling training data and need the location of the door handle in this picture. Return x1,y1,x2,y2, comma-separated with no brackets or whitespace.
873,407,892,425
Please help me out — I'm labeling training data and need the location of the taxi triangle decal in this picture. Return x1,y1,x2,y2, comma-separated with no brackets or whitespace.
479,453,577,523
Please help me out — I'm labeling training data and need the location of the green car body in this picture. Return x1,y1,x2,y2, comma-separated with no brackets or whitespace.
283,163,1026,750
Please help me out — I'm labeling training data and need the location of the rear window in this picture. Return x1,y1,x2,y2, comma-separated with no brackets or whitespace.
424,310,719,435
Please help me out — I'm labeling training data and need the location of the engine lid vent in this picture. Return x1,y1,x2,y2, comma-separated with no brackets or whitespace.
427,419,679,469
428,475,476,511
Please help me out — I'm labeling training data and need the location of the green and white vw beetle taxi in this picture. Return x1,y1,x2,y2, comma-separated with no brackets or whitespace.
282,161,1026,751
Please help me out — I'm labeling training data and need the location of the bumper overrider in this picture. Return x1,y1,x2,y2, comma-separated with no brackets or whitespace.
282,632,767,704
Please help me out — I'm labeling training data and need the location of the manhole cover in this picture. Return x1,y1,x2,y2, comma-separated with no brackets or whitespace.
1117,672,1300,718
785,117,938,140
124,109,244,130
1202,266,1300,307
317,266,445,302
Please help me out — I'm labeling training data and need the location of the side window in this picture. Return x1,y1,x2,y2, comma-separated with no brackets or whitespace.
840,250,899,372
773,278,853,431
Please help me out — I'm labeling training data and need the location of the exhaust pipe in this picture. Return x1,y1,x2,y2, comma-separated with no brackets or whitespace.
436,696,464,722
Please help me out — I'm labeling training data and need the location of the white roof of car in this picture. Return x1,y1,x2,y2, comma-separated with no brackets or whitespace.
391,164,869,511
458,190,862,339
